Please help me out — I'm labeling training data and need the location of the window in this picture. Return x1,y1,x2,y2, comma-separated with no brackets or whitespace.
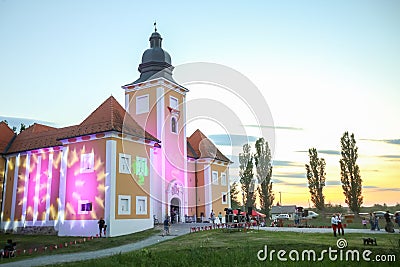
119,153,131,174
221,172,227,186
170,96,179,110
136,157,148,185
118,195,131,215
212,171,218,185
222,193,228,204
78,200,92,214
80,153,94,173
136,196,147,215
171,117,177,133
136,95,149,114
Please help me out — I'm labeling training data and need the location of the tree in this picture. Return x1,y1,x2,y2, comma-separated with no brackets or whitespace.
339,132,363,214
229,181,242,210
239,144,255,210
254,137,274,217
305,148,326,212
19,123,26,133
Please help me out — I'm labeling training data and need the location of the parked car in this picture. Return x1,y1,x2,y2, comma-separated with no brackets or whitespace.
303,211,319,219
276,214,290,220
374,211,394,218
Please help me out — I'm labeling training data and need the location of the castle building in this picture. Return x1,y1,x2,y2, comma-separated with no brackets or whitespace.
0,29,231,236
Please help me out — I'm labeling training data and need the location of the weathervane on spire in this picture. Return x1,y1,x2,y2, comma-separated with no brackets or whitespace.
154,21,157,32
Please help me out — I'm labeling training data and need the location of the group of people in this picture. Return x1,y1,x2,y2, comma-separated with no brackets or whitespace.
209,210,223,224
331,213,344,237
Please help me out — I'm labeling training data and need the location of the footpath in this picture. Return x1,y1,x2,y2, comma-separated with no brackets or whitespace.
0,224,390,267
0,223,193,267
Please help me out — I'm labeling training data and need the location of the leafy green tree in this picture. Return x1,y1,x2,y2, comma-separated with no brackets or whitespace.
239,144,255,210
254,137,274,217
229,181,242,210
339,132,363,214
305,148,326,212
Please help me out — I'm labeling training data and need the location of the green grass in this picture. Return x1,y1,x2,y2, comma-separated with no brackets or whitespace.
0,227,159,263
49,229,400,267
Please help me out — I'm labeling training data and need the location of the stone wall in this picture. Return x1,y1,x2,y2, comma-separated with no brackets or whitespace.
15,226,57,235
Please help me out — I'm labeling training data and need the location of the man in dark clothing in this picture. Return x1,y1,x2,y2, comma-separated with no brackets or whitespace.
384,211,394,233
98,218,105,237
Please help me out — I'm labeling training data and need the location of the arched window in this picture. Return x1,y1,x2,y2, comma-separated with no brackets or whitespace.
171,117,177,133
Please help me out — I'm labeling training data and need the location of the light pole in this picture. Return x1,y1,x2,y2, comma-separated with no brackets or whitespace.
279,191,282,205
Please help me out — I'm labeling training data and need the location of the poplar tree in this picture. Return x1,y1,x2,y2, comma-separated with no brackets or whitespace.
239,144,255,210
254,137,274,217
340,132,363,214
305,148,326,211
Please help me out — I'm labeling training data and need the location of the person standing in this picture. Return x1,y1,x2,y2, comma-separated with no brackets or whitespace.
218,212,223,224
98,218,105,237
369,213,374,230
374,215,380,231
395,212,400,233
331,214,338,237
210,210,215,224
336,214,344,236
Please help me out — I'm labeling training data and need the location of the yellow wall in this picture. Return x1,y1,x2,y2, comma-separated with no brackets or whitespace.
2,157,15,221
210,163,230,217
115,136,151,219
0,157,5,216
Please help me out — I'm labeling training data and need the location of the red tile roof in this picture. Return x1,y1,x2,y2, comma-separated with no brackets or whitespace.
58,96,159,142
6,124,77,154
6,96,159,154
187,129,231,163
0,122,16,154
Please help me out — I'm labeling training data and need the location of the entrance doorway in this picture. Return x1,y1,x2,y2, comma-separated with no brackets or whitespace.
170,197,180,223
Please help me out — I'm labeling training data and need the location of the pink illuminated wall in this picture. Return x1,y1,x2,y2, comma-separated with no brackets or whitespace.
65,139,105,221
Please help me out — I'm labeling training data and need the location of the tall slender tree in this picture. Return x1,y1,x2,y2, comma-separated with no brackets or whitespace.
239,144,255,210
339,132,363,214
254,137,274,217
305,148,326,211
229,181,242,209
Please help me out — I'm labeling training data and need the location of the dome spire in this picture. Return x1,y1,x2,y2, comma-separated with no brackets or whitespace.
154,21,157,32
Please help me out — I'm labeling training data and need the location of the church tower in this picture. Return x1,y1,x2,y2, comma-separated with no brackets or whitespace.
122,26,189,222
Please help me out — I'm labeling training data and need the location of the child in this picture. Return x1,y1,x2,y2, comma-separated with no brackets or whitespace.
362,218,367,228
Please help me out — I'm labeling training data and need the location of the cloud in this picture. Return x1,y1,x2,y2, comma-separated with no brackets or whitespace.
272,160,303,167
243,124,303,131
296,149,340,155
363,186,400,192
326,181,342,186
273,173,306,179
272,179,308,188
379,155,400,159
208,134,258,146
361,138,400,146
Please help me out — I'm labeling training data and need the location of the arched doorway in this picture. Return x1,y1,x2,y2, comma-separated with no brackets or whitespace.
170,197,180,223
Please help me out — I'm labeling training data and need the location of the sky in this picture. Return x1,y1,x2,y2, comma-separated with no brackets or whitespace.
1,0,399,207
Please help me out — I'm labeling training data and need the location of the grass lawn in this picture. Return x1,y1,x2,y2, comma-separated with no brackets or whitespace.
48,229,400,267
0,227,159,263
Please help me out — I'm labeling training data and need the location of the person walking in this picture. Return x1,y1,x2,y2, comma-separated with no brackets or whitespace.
336,213,344,236
331,214,338,237
163,216,170,236
98,218,105,237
